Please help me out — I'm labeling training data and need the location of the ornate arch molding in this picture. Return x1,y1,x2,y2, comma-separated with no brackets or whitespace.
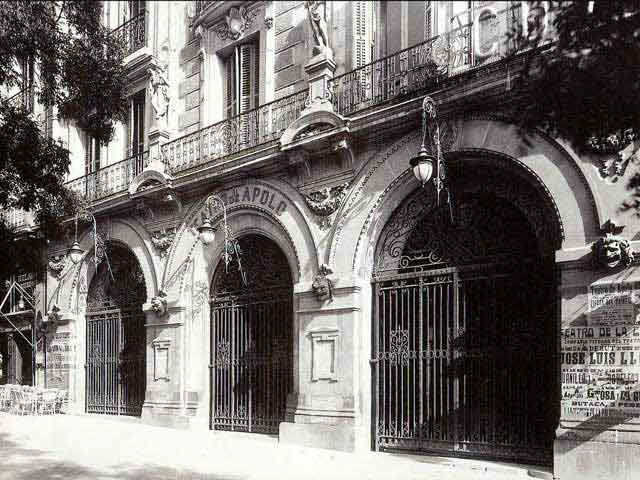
372,156,564,276
329,118,600,276
163,179,318,301
58,219,158,313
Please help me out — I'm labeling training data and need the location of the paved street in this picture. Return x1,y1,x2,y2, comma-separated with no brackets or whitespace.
0,413,551,480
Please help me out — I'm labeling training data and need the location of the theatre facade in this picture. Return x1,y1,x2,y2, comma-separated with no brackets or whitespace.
5,2,640,480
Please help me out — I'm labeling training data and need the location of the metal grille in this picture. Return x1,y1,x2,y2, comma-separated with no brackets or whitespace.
372,194,557,466
86,244,146,416
210,235,293,434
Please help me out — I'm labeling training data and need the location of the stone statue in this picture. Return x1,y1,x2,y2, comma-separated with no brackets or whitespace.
149,64,170,123
306,1,329,55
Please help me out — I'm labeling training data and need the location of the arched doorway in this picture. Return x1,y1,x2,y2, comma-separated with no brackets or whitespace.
85,242,147,416
372,167,560,466
210,234,293,434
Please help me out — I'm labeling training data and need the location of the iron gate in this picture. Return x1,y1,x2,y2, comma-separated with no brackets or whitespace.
86,243,146,416
210,235,293,434
372,191,558,466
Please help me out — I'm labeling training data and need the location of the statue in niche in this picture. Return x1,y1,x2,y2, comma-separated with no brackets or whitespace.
149,63,170,124
306,1,329,55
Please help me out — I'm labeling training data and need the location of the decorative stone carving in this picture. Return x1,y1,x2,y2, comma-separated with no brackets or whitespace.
592,220,635,269
305,1,329,55
46,304,61,323
312,264,334,302
214,6,257,41
587,129,638,178
264,16,273,30
304,182,349,230
151,230,176,258
150,291,168,317
48,255,67,278
149,63,170,122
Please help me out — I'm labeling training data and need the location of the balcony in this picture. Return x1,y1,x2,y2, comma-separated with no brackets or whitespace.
1,208,35,232
112,10,147,57
60,1,538,209
161,90,308,175
331,2,523,116
194,1,215,17
65,150,149,203
6,88,34,113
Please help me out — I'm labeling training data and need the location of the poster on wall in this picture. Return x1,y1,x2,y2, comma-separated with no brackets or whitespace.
587,281,640,326
562,279,640,421
45,333,76,402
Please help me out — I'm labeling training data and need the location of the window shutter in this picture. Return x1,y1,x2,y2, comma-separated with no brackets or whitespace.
425,1,432,40
85,132,90,175
239,43,257,113
225,54,237,118
353,1,374,68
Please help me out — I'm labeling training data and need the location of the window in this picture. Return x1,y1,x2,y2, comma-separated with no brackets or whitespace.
129,90,145,156
224,41,259,118
353,2,375,68
85,133,101,174
129,0,145,18
127,90,146,176
20,56,35,113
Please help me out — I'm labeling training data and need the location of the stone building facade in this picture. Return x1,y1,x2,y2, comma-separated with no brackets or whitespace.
3,2,640,480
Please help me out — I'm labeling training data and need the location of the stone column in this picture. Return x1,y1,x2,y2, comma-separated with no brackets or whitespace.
279,277,363,452
141,303,190,428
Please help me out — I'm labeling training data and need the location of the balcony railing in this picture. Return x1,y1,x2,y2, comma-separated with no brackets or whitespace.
330,1,523,116
112,10,147,57
0,208,34,231
5,88,34,113
161,89,308,175
194,1,215,17
66,150,149,202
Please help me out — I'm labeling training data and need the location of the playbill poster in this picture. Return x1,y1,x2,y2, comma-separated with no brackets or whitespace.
562,281,640,420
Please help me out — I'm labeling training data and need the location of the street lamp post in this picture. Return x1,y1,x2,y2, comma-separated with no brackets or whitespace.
409,96,448,206
197,194,246,283
67,209,113,279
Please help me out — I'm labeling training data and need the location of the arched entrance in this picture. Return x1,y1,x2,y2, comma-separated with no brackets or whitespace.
85,242,147,416
371,166,559,466
210,234,293,434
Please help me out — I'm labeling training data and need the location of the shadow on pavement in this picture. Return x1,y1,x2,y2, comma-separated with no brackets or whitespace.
0,431,244,480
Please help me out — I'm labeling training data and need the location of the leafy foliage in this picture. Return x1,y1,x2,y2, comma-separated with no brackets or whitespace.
512,2,640,148
0,1,127,277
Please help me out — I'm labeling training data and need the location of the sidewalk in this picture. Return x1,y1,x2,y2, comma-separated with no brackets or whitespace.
0,412,551,480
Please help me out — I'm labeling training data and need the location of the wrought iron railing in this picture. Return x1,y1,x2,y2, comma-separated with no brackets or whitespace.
5,88,34,113
161,89,308,175
65,150,149,202
112,11,147,56
330,2,523,116
195,1,215,17
0,208,33,230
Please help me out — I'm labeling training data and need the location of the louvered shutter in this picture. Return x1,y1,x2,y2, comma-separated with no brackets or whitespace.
85,132,91,175
425,1,432,40
225,54,237,118
353,1,373,68
239,43,257,113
